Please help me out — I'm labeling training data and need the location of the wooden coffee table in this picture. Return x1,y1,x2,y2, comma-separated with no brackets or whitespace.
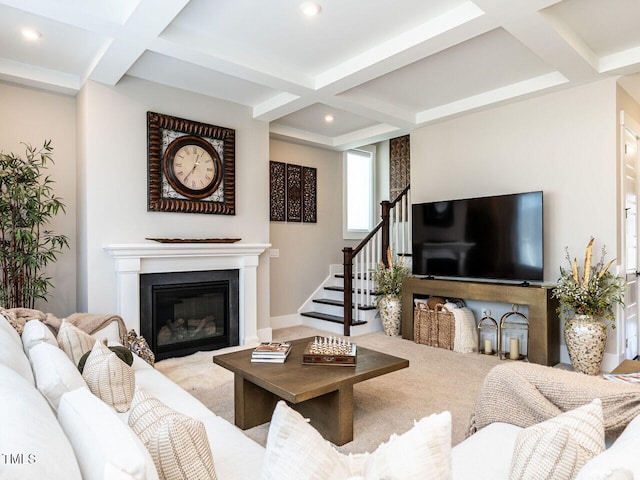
213,337,409,445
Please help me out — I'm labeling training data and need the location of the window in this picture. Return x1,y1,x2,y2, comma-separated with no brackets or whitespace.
344,147,375,239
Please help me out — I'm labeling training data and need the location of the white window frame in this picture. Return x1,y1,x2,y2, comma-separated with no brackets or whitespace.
343,145,376,240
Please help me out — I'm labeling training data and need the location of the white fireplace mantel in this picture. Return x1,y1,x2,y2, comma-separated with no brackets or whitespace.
103,242,269,346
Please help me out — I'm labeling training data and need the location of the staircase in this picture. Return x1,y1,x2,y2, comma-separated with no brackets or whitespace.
298,265,382,336
299,185,411,336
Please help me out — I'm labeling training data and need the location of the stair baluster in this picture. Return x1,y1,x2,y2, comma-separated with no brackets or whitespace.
342,185,411,335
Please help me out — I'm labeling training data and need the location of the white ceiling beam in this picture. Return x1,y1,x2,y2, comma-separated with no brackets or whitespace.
269,124,336,148
315,2,485,90
86,0,191,85
327,96,416,132
415,71,568,125
333,124,406,151
269,122,405,152
253,93,310,121
150,36,316,95
600,45,640,74
515,11,600,79
0,58,80,94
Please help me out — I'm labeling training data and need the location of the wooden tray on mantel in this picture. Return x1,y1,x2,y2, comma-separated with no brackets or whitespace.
145,238,241,244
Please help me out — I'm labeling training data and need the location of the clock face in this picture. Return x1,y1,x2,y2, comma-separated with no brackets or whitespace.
163,135,223,200
173,144,215,191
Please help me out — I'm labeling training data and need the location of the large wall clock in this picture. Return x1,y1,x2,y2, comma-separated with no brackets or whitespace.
147,111,235,214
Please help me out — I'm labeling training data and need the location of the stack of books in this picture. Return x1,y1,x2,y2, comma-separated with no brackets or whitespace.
250,342,292,363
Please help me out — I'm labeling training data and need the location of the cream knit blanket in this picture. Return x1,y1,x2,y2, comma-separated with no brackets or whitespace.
468,362,640,439
1,307,127,344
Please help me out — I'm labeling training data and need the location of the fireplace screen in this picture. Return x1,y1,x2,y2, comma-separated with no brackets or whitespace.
140,270,239,360
155,283,226,347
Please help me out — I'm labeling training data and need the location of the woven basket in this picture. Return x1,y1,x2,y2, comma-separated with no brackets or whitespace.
414,302,455,350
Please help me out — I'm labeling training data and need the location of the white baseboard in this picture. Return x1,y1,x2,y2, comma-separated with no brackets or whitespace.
269,314,303,330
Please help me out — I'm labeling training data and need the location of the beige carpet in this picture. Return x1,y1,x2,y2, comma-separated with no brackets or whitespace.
156,325,502,454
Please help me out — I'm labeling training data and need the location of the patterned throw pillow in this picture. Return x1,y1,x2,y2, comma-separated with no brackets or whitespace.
57,319,96,365
509,398,605,480
127,329,155,366
77,345,133,373
128,387,217,480
82,340,135,412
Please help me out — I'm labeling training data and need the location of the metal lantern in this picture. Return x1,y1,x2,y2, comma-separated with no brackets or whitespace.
477,309,499,356
499,304,529,361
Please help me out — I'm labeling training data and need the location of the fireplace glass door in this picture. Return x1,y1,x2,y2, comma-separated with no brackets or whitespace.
140,270,239,360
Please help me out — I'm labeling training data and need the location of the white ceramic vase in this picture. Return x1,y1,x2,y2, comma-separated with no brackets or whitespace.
564,314,607,375
379,295,402,336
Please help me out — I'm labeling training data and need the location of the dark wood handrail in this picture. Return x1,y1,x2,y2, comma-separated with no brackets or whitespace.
352,184,410,258
342,184,410,335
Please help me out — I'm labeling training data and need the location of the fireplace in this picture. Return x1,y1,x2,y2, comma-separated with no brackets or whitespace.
140,270,239,360
103,242,269,349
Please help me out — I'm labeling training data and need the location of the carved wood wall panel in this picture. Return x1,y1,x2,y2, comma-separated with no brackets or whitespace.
390,135,410,200
302,166,317,223
269,161,286,221
286,164,302,222
269,161,317,223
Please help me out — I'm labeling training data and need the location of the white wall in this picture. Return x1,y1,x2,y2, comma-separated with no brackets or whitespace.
77,78,271,330
269,140,349,317
411,77,620,364
0,82,77,316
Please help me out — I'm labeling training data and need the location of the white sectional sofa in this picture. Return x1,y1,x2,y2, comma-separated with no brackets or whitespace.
0,314,264,480
1,312,639,480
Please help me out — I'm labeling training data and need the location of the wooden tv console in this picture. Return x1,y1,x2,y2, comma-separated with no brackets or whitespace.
401,277,560,366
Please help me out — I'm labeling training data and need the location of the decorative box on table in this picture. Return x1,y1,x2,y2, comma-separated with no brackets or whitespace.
302,337,357,366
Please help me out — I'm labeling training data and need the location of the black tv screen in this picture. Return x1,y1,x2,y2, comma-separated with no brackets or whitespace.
411,191,543,282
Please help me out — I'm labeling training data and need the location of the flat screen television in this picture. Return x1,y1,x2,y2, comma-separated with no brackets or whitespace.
411,191,543,282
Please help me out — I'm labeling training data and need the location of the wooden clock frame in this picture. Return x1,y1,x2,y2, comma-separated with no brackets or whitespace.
147,111,235,215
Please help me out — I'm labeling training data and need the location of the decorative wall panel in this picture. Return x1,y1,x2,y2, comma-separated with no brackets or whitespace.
286,164,302,222
269,161,286,221
302,166,317,223
269,161,317,223
390,135,410,200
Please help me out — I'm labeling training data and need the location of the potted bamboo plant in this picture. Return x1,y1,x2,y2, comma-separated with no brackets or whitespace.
0,141,69,309
372,247,410,336
552,237,625,375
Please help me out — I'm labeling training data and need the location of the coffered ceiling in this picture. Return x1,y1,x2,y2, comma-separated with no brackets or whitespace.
2,0,640,150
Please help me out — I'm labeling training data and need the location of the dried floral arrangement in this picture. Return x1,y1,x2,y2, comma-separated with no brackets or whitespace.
371,247,410,306
552,237,625,325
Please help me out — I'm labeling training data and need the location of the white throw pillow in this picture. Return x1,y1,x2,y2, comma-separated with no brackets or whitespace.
0,363,82,480
510,398,605,480
0,325,35,385
57,387,159,480
262,401,452,480
262,401,350,480
29,341,87,411
82,339,135,412
128,387,217,480
362,409,452,479
57,318,96,365
576,412,640,479
22,318,58,354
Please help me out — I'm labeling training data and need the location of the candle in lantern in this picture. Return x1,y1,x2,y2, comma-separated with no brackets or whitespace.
509,338,520,360
484,338,492,354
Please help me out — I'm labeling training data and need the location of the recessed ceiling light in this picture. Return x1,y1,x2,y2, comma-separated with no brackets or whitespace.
324,114,334,123
21,28,42,41
300,2,322,17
